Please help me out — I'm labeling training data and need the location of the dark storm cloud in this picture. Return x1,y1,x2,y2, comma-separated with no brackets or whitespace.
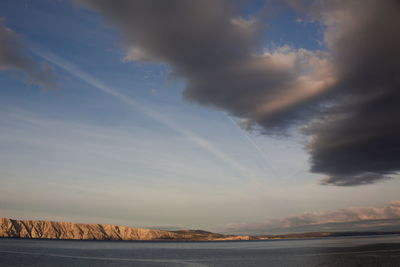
77,0,335,132
77,0,400,186
299,0,400,185
0,19,55,89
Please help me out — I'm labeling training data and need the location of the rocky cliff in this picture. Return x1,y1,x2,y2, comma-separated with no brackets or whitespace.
0,218,250,241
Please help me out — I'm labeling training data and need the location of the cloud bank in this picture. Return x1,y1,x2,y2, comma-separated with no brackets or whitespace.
77,0,400,186
0,19,55,89
222,200,400,234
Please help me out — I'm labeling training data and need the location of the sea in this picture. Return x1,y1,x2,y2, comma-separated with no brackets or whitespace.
1,235,400,266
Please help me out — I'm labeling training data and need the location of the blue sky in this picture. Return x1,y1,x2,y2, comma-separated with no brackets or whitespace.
1,0,399,232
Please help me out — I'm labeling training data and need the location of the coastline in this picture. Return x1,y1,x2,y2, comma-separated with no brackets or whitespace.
1,217,399,242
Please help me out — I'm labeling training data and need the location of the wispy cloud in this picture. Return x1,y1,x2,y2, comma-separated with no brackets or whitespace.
0,109,239,184
0,19,55,89
29,45,254,180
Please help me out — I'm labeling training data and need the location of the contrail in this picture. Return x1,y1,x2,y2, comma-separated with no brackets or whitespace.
30,45,254,179
227,115,305,182
225,114,280,178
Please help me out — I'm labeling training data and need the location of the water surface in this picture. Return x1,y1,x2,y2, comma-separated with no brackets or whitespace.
1,235,400,266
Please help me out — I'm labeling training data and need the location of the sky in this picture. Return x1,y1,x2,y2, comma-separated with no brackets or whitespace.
0,0,399,234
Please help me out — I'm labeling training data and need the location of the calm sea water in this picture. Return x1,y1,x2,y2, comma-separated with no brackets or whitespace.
1,235,400,266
